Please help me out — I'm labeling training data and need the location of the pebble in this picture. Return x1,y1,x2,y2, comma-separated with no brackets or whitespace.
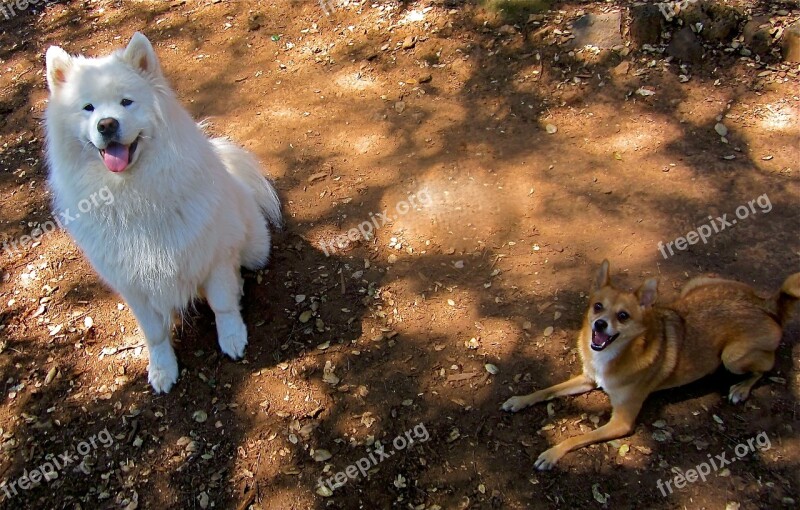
714,123,728,136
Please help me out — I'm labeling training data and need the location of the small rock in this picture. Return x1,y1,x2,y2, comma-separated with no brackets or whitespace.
323,361,340,385
312,449,332,462
192,410,208,423
394,101,406,113
545,124,557,134
543,326,554,337
714,123,728,136
402,36,416,49
652,429,671,442
498,24,516,35
612,60,630,76
45,366,57,385
316,485,334,497
485,363,499,375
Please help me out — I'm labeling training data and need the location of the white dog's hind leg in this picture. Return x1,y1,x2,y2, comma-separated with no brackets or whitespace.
126,293,178,394
204,262,248,360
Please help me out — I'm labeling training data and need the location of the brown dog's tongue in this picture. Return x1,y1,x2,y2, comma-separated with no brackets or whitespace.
103,142,129,173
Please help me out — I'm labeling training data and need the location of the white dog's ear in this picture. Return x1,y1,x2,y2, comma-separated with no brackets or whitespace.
123,32,161,76
636,278,658,308
45,46,73,91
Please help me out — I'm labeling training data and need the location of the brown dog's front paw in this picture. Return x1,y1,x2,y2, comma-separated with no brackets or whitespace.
534,447,563,471
501,395,532,412
728,381,752,404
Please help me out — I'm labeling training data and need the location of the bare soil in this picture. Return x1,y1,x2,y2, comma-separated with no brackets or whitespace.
1,1,799,509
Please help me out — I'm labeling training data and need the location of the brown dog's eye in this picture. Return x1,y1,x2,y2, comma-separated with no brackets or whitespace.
617,311,630,322
593,302,603,312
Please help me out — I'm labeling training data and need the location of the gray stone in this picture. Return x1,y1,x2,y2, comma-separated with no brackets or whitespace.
679,0,710,28
570,11,623,49
744,16,773,56
678,0,742,44
702,3,741,43
667,27,704,63
629,4,662,47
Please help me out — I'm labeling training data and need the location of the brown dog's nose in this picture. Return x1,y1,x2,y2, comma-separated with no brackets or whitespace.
594,319,608,331
97,117,119,137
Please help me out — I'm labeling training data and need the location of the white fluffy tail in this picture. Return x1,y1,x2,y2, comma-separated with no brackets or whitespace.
211,138,282,229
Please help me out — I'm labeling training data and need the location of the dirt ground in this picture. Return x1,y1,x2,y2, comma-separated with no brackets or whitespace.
1,0,799,509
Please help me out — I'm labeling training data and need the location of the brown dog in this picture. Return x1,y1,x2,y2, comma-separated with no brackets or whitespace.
502,260,800,470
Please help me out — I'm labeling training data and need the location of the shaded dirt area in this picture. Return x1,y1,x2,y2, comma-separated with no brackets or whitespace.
1,0,799,509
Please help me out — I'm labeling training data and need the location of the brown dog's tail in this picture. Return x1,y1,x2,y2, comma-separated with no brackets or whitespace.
776,273,800,326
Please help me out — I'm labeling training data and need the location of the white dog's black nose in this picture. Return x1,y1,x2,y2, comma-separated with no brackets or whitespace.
594,319,608,331
97,117,119,137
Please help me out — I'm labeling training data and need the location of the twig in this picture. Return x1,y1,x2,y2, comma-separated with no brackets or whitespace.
237,484,258,510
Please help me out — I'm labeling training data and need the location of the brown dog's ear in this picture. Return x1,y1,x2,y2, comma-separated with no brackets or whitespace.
636,278,658,308
593,259,610,291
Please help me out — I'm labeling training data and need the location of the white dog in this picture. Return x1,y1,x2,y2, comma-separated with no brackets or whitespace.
44,33,282,393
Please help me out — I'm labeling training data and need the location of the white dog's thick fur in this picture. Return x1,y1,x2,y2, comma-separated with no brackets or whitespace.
44,33,281,393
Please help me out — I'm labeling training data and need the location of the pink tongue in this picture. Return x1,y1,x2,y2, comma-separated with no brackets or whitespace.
102,143,130,173
592,330,610,346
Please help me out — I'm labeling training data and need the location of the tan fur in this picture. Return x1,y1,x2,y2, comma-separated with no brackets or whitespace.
502,260,800,470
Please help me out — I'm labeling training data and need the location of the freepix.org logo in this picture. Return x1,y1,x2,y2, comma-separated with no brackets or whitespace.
1,0,57,20
2,186,114,258
1,428,114,500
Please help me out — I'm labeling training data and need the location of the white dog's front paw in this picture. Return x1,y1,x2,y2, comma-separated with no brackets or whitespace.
217,314,248,360
147,342,179,393
502,395,532,413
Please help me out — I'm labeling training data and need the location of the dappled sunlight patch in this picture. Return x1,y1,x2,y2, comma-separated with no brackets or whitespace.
387,169,529,252
334,71,379,92
602,127,669,154
755,101,797,132
353,134,381,154
264,105,305,120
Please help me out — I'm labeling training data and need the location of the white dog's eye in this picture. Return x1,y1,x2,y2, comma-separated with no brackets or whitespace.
83,104,94,112
121,99,133,107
